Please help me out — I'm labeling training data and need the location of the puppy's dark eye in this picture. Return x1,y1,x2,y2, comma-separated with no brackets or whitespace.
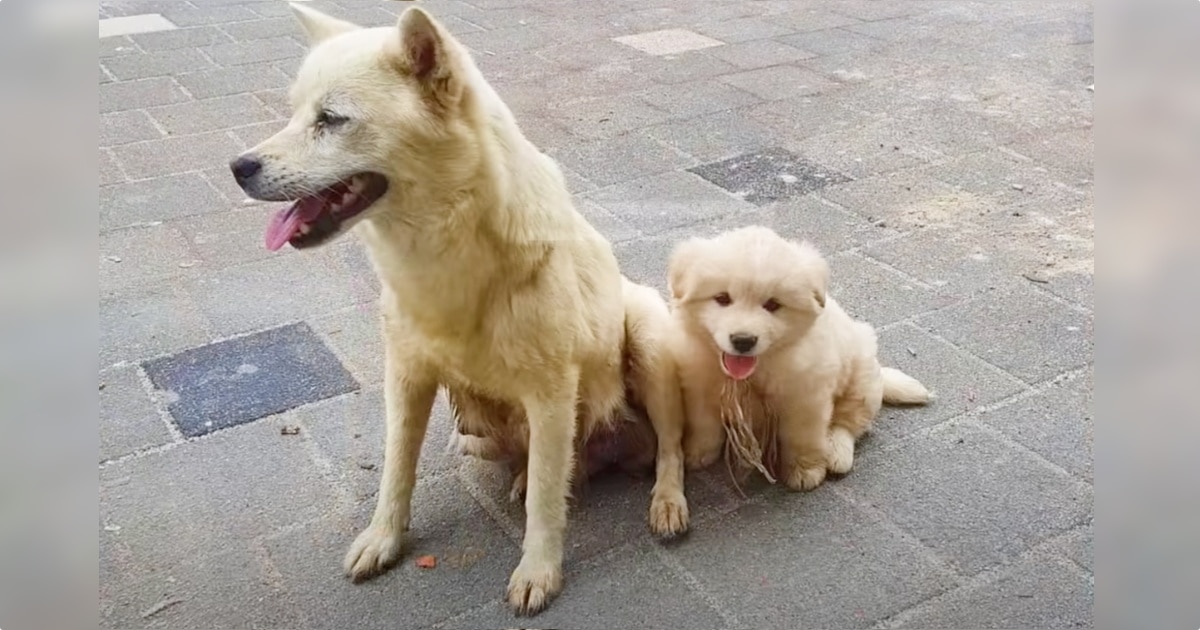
315,110,349,129
714,292,732,306
763,298,782,313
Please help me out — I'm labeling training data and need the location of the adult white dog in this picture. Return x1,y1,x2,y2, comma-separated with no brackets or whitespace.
229,4,688,616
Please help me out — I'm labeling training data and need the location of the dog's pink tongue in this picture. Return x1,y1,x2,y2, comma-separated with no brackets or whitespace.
263,197,326,251
722,354,757,380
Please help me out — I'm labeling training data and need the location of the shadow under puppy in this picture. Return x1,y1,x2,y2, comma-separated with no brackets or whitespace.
666,225,932,491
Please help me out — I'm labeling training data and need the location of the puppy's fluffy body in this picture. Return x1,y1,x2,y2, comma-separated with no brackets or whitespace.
231,4,687,616
667,226,930,490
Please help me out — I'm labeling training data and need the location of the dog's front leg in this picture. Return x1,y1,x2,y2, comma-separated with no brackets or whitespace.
643,363,690,539
507,368,580,616
778,395,834,492
343,342,437,581
682,383,724,470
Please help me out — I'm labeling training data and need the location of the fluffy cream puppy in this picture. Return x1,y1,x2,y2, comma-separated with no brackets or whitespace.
667,225,932,490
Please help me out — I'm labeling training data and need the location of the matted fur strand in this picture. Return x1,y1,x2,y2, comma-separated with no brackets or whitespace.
719,379,780,496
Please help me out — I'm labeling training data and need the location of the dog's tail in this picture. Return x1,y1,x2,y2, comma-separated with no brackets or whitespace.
881,367,933,405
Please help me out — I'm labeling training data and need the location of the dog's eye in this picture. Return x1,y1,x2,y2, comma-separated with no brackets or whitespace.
763,298,782,313
714,292,732,306
315,109,349,128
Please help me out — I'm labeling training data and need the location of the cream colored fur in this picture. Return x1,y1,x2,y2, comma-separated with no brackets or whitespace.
233,4,687,615
667,225,932,491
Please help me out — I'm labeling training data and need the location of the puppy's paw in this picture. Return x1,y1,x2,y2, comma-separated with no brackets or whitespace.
684,443,721,470
827,428,856,475
343,525,405,582
785,464,827,492
506,556,563,616
649,490,690,539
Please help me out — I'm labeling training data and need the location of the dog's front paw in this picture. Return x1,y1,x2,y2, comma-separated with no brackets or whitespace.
826,428,856,475
649,490,689,540
343,525,405,582
785,464,827,492
506,556,563,616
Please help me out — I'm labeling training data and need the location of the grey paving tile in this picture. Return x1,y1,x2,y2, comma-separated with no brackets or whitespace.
743,92,876,143
768,7,861,32
720,63,837,100
669,489,955,628
253,87,290,117
1006,127,1094,185
265,475,520,630
979,373,1093,482
630,49,742,85
217,16,304,42
915,286,1093,384
100,35,140,58
693,16,796,43
101,48,215,81
874,323,1026,442
826,251,958,327
703,38,818,70
185,252,364,337
822,0,923,22
844,423,1093,575
99,365,173,462
645,108,779,164
229,120,287,147
1048,521,1093,573
576,197,641,244
100,172,226,231
862,228,1026,298
203,165,256,203
100,110,163,147
111,130,242,179
100,150,124,187
146,94,279,136
99,77,190,114
143,322,359,438
546,96,671,141
100,544,305,630
99,224,200,295
786,121,936,180
818,169,960,223
173,203,288,268
720,194,901,254
1039,270,1093,311
201,36,306,66
779,25,888,56
100,284,214,367
585,170,754,235
551,132,695,187
895,553,1093,629
309,302,384,387
452,546,725,628
637,79,762,119
157,4,260,27
130,24,234,50
534,38,647,73
473,50,562,86
689,147,851,206
175,62,292,99
98,416,338,586
799,48,923,84
291,387,460,501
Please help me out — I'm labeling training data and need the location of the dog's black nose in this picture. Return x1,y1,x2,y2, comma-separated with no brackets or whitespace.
229,155,262,185
730,333,758,354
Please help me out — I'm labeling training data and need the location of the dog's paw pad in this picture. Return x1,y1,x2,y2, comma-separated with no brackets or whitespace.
786,465,827,492
649,492,690,539
506,557,562,617
343,526,405,581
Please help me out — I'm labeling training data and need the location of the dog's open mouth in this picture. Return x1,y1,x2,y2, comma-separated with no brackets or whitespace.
264,173,388,251
721,353,758,381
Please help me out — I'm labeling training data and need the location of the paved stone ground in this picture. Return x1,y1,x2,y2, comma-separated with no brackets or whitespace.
99,0,1094,627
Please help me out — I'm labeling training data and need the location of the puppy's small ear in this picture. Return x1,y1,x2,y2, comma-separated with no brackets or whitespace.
795,240,829,311
667,238,705,301
290,3,359,46
396,8,449,82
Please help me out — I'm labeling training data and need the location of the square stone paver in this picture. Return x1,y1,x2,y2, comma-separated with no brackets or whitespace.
99,13,177,38
613,29,725,56
99,365,173,462
688,147,851,206
142,322,359,437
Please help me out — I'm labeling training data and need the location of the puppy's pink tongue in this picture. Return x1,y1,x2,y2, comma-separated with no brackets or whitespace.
722,354,757,380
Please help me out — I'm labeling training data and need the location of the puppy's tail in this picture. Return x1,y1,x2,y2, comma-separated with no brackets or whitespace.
881,367,933,405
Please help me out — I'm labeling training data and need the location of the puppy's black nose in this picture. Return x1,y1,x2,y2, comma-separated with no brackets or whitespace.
730,333,758,354
229,155,262,186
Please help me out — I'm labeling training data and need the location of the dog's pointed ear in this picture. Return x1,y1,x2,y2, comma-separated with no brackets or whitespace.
290,3,359,45
396,7,449,82
796,240,829,311
668,238,705,302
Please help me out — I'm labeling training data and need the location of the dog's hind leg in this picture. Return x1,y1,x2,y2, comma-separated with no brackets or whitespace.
344,330,438,582
506,368,581,616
